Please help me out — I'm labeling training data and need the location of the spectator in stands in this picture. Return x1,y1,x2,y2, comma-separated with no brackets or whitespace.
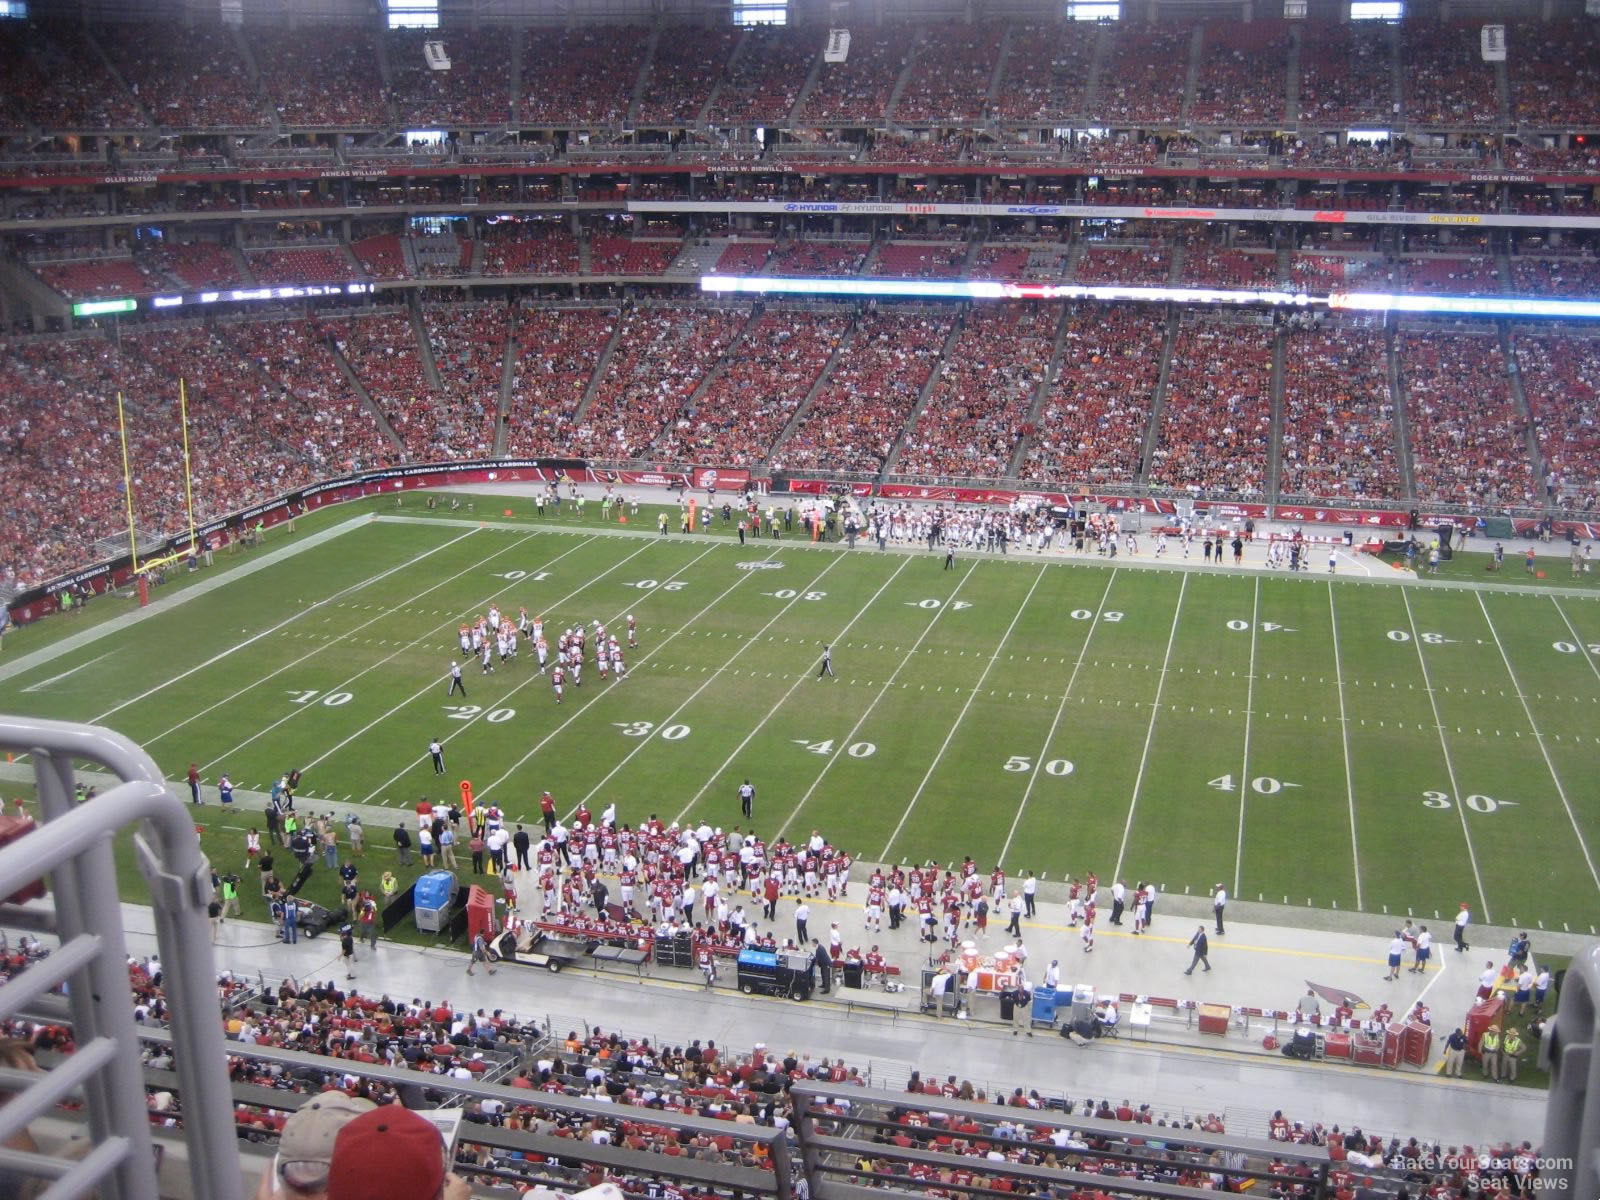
0,1038,49,1198
257,1092,375,1200
326,1104,468,1200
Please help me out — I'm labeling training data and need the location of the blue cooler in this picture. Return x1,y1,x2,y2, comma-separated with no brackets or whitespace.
736,948,779,995
412,870,457,933
1031,986,1059,1026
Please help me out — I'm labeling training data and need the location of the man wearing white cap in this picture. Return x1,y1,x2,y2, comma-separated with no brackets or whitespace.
256,1092,374,1200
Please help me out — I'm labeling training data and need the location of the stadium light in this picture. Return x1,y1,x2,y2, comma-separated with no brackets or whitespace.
701,274,1600,321
1329,292,1600,319
701,275,1309,307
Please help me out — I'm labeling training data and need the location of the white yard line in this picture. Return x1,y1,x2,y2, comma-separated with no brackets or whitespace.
19,649,119,694
1474,592,1600,896
879,564,1048,864
671,556,913,825
1550,596,1600,684
995,570,1119,869
1112,572,1188,883
581,555,850,811
472,544,755,806
1232,577,1262,897
0,514,372,685
319,538,664,798
1414,951,1448,1006
89,527,481,725
774,563,980,844
1326,582,1365,911
198,533,594,771
1329,549,1373,578
1400,589,1491,922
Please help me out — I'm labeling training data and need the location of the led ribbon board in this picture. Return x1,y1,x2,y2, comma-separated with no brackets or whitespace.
701,275,1600,320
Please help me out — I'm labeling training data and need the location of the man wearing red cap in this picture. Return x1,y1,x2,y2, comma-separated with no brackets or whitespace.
255,1092,373,1200
327,1104,468,1200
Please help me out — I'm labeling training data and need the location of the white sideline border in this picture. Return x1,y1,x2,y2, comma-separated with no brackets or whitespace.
0,516,374,686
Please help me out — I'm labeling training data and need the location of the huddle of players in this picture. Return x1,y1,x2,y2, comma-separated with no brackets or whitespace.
456,605,637,702
534,814,854,937
863,860,1103,947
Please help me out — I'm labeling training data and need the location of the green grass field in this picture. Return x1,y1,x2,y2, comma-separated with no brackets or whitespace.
5,496,1600,936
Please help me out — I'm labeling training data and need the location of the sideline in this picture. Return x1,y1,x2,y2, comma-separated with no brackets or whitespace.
375,513,1600,601
0,516,373,686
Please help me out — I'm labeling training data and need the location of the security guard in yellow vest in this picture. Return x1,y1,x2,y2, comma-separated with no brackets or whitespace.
1501,1027,1524,1081
1479,1026,1502,1081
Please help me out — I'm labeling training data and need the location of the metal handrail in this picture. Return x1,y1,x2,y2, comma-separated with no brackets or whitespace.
0,716,241,1200
1542,943,1598,1200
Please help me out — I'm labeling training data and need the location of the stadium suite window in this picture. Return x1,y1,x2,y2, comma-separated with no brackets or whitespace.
733,0,788,25
387,0,438,29
1066,2,1120,19
1349,1,1403,18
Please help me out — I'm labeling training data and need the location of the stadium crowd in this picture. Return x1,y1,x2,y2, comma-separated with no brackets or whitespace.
1018,306,1163,488
656,311,849,467
1401,332,1539,510
576,307,748,461
6,288,1597,593
1148,324,1274,497
0,14,1593,147
894,305,1053,480
503,306,617,458
1279,325,1401,502
775,310,953,476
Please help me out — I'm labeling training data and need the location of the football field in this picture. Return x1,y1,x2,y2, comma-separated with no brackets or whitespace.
7,504,1600,932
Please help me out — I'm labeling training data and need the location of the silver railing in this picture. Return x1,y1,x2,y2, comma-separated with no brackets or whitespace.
1543,943,1599,1199
0,716,240,1200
